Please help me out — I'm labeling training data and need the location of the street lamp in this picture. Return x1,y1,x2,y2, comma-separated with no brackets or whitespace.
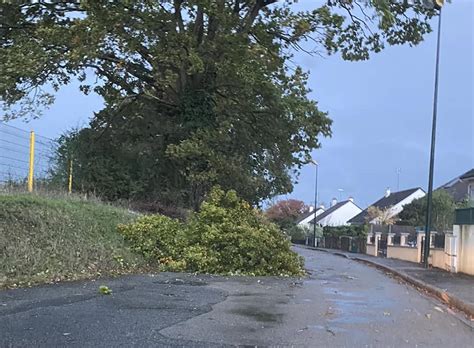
424,2,444,268
310,159,319,248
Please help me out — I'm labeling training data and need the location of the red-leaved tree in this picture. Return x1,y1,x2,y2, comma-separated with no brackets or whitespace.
265,199,309,229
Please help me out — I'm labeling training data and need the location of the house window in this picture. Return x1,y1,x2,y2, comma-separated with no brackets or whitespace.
469,183,474,202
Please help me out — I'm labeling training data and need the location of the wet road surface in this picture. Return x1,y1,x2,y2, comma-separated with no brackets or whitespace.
1,246,473,347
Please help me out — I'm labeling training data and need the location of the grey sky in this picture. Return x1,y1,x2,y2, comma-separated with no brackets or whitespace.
9,0,474,208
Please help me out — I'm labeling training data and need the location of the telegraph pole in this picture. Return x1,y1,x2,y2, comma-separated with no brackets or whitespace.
312,160,319,248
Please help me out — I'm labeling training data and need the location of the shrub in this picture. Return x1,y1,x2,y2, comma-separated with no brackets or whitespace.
323,225,368,238
118,215,187,270
118,187,304,276
285,225,322,242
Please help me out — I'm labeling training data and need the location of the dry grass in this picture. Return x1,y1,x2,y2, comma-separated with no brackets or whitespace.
0,193,147,288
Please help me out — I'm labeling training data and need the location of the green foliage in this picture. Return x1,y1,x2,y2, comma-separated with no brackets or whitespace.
457,199,474,209
285,224,322,242
397,190,458,232
1,1,437,208
118,214,186,263
323,225,368,238
286,225,309,242
118,188,304,276
98,285,112,295
0,194,147,288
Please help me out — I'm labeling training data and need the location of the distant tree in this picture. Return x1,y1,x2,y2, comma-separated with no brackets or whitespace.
397,190,457,232
366,206,396,225
265,199,309,230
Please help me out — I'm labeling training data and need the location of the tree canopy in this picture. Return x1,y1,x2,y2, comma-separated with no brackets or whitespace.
265,199,308,229
0,1,437,208
397,190,458,232
366,205,397,225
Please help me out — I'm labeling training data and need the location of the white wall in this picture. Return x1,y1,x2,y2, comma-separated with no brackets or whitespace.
392,188,426,216
458,224,474,275
318,201,362,227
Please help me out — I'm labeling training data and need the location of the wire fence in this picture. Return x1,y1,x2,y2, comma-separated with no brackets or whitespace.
0,122,67,193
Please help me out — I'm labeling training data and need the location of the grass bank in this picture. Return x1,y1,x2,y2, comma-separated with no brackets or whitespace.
0,194,147,288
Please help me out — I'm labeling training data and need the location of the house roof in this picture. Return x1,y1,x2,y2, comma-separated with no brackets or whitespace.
295,207,324,224
309,200,359,224
460,169,474,180
348,187,423,224
437,168,473,202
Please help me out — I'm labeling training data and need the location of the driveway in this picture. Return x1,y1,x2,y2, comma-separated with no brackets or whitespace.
1,246,472,347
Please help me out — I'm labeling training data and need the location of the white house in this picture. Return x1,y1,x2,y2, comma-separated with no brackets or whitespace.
348,187,426,225
296,206,325,229
310,198,362,227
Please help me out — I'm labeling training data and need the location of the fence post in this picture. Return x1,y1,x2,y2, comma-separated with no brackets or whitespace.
27,131,35,192
68,159,73,194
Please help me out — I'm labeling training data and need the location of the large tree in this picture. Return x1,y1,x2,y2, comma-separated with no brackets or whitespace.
0,1,437,207
397,190,458,232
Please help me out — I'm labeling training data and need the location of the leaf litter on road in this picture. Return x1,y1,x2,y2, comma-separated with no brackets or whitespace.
98,285,112,295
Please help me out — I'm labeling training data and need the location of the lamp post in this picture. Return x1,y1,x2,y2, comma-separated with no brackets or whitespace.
424,3,444,268
310,159,319,248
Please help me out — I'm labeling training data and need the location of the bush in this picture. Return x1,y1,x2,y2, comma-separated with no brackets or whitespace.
323,225,368,238
118,215,187,265
285,225,322,242
118,187,304,276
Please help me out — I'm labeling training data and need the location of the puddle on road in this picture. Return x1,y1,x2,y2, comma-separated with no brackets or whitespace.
232,292,267,297
320,285,394,326
230,307,284,323
323,289,363,298
306,324,347,334
291,298,313,304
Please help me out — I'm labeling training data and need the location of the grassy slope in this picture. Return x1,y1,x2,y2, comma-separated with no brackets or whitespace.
0,194,146,288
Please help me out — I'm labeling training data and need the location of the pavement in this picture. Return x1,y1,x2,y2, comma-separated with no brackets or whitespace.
1,246,473,347
306,245,474,317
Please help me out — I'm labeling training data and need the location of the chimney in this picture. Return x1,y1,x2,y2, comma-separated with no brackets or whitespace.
308,205,314,213
331,197,338,207
348,196,354,202
385,187,391,197
319,204,325,210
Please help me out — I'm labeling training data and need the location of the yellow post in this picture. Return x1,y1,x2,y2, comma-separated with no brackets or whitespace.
68,159,73,194
27,131,35,192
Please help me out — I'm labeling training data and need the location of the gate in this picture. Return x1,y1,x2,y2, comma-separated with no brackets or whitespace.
340,236,351,252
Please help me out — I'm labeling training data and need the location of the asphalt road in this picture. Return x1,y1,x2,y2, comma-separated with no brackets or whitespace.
1,246,473,347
